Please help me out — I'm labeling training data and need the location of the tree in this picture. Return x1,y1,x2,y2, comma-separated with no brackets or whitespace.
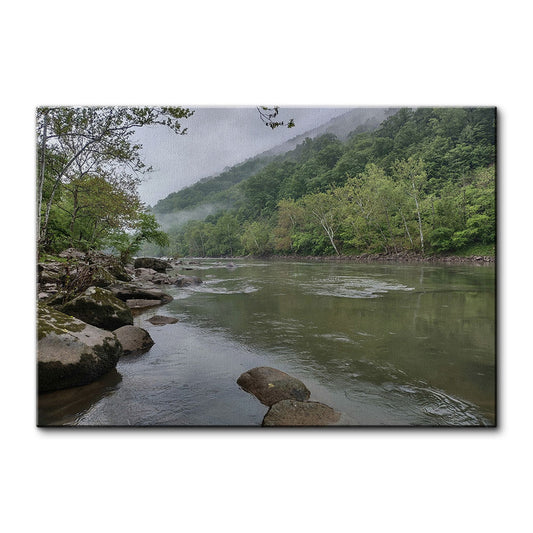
274,199,305,253
393,158,428,253
108,212,169,263
241,220,273,255
257,107,295,129
209,213,242,256
37,106,193,250
301,192,342,255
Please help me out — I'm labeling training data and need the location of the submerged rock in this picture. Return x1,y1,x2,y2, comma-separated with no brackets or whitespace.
60,286,133,330
38,303,122,393
113,325,154,355
237,367,311,406
262,400,341,426
147,315,179,325
133,257,171,272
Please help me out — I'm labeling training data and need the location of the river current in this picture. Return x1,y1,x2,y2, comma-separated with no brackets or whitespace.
38,259,496,426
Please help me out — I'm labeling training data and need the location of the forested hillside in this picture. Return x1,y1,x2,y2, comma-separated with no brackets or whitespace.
144,107,495,258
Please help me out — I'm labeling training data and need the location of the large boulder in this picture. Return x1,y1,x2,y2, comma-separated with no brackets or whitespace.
262,400,341,426
113,325,154,355
60,286,133,330
38,262,66,285
237,367,311,406
108,283,173,304
38,303,123,392
133,257,171,272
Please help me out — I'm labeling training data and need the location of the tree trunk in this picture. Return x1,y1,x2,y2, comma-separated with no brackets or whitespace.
69,188,79,248
399,208,414,247
37,112,48,249
412,182,424,253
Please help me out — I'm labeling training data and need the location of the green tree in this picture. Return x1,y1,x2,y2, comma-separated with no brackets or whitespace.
392,158,428,253
37,106,193,250
108,212,169,263
241,220,273,255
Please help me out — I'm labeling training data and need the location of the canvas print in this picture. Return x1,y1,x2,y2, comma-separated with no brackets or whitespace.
36,106,496,426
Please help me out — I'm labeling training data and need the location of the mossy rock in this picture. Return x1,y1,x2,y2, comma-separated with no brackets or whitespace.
87,264,116,287
38,303,123,392
60,286,133,330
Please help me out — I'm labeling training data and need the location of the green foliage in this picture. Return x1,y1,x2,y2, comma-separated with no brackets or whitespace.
144,107,496,258
37,106,192,256
430,227,455,253
241,220,274,255
109,212,169,263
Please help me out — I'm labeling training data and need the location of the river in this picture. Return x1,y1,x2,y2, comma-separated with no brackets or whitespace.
38,258,496,426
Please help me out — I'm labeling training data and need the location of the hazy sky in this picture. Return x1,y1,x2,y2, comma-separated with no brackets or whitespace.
134,107,349,206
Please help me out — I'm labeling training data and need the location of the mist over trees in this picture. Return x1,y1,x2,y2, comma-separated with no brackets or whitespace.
147,107,495,258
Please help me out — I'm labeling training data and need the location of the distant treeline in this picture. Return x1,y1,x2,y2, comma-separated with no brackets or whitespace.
145,107,495,258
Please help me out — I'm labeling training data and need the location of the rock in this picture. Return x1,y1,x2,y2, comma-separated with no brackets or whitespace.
107,283,173,304
60,286,133,330
175,275,202,287
58,248,86,260
38,262,66,285
133,257,171,272
85,251,131,281
134,267,159,279
237,367,310,406
43,291,69,308
84,264,116,288
147,315,179,325
262,400,341,426
113,325,154,355
38,303,123,392
126,299,162,309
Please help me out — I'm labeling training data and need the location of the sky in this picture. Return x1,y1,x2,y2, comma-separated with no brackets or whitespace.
133,107,350,206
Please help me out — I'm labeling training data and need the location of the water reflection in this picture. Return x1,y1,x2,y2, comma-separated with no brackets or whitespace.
38,259,495,426
38,369,122,426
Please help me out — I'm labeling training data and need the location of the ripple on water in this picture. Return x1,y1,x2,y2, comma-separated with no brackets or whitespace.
299,275,415,299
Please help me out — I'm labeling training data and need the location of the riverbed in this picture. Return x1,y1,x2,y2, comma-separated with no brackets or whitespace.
38,259,496,426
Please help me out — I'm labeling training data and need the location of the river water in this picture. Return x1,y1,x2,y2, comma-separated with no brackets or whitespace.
38,259,496,426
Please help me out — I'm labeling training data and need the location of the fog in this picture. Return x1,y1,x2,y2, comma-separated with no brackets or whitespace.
134,107,350,206
155,202,233,231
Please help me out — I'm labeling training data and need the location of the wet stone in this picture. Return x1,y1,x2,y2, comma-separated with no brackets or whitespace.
262,400,341,426
147,315,179,325
237,367,310,406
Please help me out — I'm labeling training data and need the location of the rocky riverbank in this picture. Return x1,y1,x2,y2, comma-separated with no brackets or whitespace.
38,251,359,425
250,252,495,264
37,249,201,396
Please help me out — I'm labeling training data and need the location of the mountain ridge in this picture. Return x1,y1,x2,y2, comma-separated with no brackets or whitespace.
152,107,396,216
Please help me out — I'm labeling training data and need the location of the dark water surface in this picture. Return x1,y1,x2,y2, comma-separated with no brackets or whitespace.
38,259,496,426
